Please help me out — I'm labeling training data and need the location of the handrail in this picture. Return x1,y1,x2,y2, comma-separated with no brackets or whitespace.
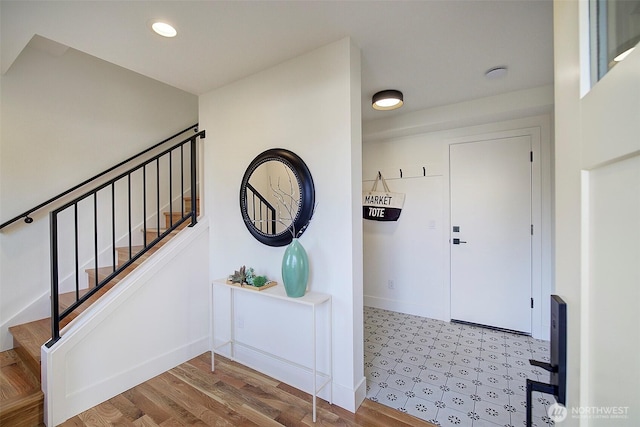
46,129,205,347
0,124,199,230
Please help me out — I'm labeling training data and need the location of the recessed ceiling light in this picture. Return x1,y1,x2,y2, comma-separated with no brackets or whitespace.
485,66,508,80
151,21,177,38
372,90,404,111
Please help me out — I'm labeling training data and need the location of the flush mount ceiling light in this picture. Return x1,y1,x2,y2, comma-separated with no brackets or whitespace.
151,21,177,38
612,35,640,64
372,90,404,111
614,46,635,62
485,66,508,80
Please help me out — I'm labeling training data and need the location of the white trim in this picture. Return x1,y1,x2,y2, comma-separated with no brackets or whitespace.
579,0,593,97
353,375,367,412
444,126,546,339
332,376,367,413
579,170,591,421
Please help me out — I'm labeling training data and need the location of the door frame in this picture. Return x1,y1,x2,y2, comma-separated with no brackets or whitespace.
443,126,545,339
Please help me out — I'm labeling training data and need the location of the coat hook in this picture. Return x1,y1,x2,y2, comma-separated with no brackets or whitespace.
423,166,426,176
400,168,403,178
377,170,381,179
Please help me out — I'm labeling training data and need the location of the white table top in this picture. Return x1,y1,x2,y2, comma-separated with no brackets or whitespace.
212,279,331,306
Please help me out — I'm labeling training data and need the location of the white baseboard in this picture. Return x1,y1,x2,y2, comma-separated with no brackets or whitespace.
353,375,367,411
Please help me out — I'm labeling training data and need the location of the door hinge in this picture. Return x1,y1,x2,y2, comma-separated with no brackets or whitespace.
531,298,534,309
530,151,533,162
531,224,534,235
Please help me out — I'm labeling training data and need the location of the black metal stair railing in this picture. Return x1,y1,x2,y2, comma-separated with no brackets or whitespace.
245,182,276,234
46,128,205,347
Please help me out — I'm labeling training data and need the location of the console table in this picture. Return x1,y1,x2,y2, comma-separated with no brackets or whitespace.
211,279,332,422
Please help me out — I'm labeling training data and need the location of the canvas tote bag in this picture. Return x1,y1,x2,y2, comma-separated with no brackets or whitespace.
363,172,405,221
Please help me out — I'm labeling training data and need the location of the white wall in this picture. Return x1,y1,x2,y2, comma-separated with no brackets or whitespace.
362,134,447,320
555,1,640,425
362,87,554,339
0,37,198,351
201,38,365,411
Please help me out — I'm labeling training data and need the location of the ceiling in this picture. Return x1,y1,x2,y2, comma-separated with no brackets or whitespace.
1,0,554,122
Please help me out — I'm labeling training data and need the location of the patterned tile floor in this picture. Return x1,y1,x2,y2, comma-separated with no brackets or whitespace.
364,306,556,427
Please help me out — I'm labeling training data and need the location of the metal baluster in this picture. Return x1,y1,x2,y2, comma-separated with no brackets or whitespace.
169,149,173,228
111,183,116,272
180,144,185,218
47,212,60,347
156,158,160,236
189,137,197,226
270,207,276,234
143,165,147,247
74,203,79,301
128,174,132,259
94,193,99,288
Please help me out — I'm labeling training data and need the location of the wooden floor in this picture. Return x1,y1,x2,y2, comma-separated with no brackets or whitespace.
60,352,436,427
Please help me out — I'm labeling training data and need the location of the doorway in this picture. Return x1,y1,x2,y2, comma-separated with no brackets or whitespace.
449,135,532,333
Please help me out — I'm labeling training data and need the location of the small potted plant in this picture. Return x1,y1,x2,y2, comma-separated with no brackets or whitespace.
228,266,273,290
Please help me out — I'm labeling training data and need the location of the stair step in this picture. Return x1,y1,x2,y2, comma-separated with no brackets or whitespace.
77,232,181,314
115,244,162,267
160,197,200,229
57,284,114,319
64,269,125,315
144,226,183,244
86,265,135,285
163,211,190,228
66,226,185,318
116,245,144,263
183,196,200,214
1,346,45,426
0,349,40,396
0,348,46,427
0,389,44,427
88,244,165,282
8,319,49,378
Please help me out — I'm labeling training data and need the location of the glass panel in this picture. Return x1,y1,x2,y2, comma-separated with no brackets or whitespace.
591,0,640,84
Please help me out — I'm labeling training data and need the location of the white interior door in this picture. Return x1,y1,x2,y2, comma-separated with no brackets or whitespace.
450,136,532,333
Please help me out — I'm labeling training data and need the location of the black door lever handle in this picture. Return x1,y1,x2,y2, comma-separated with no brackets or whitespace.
452,238,467,245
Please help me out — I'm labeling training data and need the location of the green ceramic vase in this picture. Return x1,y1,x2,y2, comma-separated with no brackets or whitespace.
281,238,309,297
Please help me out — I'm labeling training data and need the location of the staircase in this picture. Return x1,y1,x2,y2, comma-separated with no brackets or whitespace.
0,197,199,426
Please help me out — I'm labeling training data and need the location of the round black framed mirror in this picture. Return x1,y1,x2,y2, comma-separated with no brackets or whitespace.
240,148,315,247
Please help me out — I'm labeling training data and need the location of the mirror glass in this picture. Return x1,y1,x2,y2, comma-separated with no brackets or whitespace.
246,160,300,235
240,148,314,247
